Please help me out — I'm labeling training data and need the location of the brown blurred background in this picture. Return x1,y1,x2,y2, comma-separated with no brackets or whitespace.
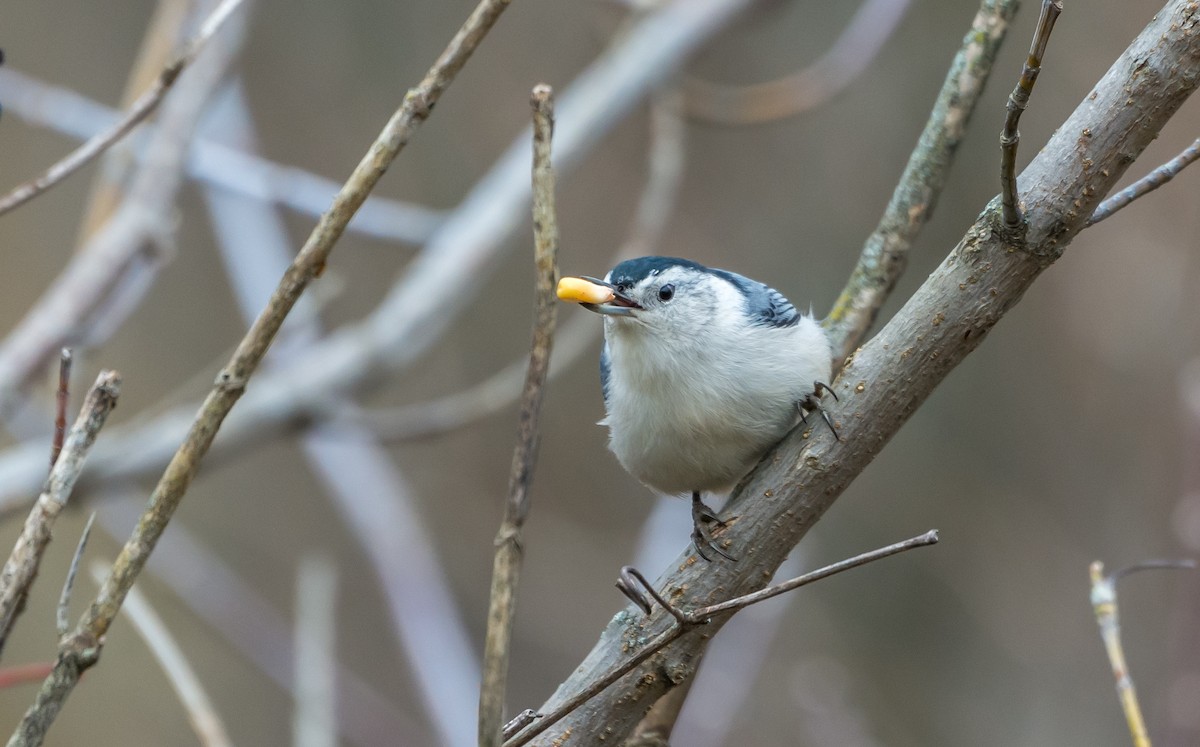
0,0,1198,745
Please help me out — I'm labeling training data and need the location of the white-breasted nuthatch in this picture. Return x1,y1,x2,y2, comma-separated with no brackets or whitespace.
557,256,837,561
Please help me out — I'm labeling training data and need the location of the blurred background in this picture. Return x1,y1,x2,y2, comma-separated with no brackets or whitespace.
0,0,1198,744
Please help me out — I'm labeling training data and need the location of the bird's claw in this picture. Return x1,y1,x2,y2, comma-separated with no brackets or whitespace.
691,493,736,562
799,381,841,441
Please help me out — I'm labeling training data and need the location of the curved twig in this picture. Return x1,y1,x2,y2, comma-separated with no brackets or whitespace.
684,0,911,125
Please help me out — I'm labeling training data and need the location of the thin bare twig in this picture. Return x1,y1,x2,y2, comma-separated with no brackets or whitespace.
0,0,246,217
0,371,121,657
293,556,338,747
0,67,445,244
1000,0,1062,228
49,350,71,471
506,531,939,746
824,0,1020,365
1090,559,1198,747
479,83,560,747
6,1,515,743
55,512,95,639
0,0,252,416
684,0,911,125
1088,137,1200,225
87,561,233,747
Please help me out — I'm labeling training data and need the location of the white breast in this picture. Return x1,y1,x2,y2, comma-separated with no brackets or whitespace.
603,314,830,495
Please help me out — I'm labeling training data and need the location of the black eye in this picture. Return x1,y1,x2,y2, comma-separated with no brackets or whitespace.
658,284,675,302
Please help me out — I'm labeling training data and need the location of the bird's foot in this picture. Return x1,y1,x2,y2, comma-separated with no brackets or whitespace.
799,381,841,441
691,492,736,562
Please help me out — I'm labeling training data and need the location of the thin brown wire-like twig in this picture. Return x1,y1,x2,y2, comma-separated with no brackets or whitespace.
0,372,121,657
1088,137,1200,225
999,0,1062,228
479,83,560,747
0,0,247,217
1090,559,1197,747
824,0,1020,365
506,530,939,747
50,350,72,471
6,2,516,744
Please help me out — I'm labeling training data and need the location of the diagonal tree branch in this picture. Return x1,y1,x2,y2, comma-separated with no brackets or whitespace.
523,2,1200,742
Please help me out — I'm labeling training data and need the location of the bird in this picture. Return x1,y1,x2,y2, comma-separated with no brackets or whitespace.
557,256,837,561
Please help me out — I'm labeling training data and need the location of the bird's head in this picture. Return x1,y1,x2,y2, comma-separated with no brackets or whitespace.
558,257,733,342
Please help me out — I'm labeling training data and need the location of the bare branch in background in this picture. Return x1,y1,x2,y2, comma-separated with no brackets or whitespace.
0,0,252,416
97,496,421,746
999,0,1062,228
6,0,516,741
201,79,479,745
74,0,194,244
824,0,1019,365
684,0,911,125
1090,559,1197,747
1088,136,1200,225
0,0,749,512
0,371,120,657
479,84,561,747
87,561,234,747
525,2,1200,740
0,67,445,244
506,531,939,746
0,0,247,217
293,556,338,747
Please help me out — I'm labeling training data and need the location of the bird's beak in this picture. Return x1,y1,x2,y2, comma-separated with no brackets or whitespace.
557,276,641,317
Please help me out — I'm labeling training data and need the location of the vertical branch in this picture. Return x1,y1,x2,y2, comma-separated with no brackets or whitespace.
50,350,72,470
0,372,121,656
999,0,1062,228
479,84,560,747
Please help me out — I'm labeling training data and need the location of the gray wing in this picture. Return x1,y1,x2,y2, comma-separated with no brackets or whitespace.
599,341,612,406
712,269,801,328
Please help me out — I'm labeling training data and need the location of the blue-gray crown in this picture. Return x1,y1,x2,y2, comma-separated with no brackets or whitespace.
607,256,801,329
